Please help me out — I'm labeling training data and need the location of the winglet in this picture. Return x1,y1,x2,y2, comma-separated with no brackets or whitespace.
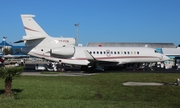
84,50,95,61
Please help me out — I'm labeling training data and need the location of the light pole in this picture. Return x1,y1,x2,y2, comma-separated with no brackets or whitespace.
74,23,79,46
2,37,7,55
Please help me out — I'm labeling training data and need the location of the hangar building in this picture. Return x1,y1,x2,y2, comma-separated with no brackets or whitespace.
86,42,176,48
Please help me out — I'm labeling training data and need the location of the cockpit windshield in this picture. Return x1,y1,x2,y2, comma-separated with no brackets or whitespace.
154,50,159,53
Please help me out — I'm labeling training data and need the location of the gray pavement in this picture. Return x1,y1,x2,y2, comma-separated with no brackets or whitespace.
123,82,164,86
12,62,180,77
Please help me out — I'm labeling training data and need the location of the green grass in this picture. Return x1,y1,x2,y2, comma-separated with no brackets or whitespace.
0,72,180,108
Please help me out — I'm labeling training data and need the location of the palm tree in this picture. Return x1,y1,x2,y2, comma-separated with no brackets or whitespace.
0,66,24,96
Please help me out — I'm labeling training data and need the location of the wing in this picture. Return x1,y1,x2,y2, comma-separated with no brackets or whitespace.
84,50,132,66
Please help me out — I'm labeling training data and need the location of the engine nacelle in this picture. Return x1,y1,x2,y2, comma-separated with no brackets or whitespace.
50,47,75,56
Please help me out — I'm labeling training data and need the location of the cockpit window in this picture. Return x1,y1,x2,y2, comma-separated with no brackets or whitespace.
154,50,158,53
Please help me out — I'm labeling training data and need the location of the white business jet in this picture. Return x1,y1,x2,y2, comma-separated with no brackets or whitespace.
21,44,169,71
16,15,169,71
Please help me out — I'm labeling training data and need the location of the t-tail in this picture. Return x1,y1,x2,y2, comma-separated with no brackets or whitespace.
21,14,49,37
15,14,76,56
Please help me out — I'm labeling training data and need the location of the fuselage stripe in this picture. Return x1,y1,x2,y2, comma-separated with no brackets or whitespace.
24,26,39,32
32,52,159,60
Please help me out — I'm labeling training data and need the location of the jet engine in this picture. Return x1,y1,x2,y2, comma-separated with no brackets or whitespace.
50,47,75,57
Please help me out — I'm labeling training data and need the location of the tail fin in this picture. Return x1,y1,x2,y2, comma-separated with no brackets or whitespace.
21,14,49,37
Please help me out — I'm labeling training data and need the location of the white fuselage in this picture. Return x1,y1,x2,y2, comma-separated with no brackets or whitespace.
23,46,169,66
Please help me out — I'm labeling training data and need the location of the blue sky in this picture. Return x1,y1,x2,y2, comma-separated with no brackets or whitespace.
0,0,180,46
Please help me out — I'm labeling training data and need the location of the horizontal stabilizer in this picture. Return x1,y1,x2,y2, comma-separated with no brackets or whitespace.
22,36,46,40
13,40,24,43
14,36,46,43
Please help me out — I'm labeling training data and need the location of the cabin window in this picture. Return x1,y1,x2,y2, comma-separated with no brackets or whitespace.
89,51,92,54
134,51,136,54
41,49,43,51
131,51,133,54
127,51,130,54
114,51,116,54
97,51,99,54
137,51,139,54
93,51,95,54
118,51,120,54
124,51,126,54
104,51,106,54
100,51,102,54
111,51,113,54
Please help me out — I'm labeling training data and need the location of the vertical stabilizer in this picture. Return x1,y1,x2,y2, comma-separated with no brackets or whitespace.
21,14,49,37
